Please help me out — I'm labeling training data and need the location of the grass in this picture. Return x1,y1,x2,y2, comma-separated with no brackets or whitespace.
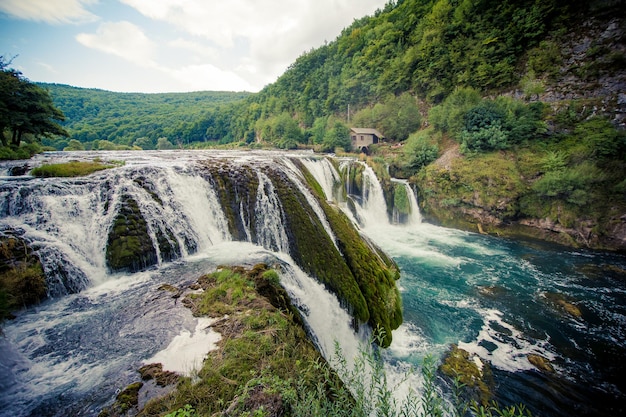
101,265,532,417
30,159,123,177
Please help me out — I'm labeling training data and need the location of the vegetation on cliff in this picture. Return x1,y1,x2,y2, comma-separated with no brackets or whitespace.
0,231,46,323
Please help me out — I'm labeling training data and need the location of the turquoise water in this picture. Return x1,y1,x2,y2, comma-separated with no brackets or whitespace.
366,222,626,416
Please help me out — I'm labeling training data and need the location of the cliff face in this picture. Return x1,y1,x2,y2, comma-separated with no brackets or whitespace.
411,12,626,253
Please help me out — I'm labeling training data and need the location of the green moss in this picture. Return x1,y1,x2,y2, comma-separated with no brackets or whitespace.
0,234,47,320
141,266,330,417
295,159,403,347
439,345,494,406
105,195,158,272
204,162,259,241
266,163,370,322
31,160,122,177
117,382,143,413
393,183,410,215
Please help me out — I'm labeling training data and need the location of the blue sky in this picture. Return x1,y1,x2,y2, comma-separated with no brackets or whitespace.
0,0,387,93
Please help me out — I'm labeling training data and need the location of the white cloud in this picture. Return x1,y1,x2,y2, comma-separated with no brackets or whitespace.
167,38,218,61
76,21,157,66
119,0,387,88
166,64,255,92
0,0,98,24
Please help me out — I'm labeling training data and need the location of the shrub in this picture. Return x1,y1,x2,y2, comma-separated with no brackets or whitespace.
428,87,482,135
460,122,509,153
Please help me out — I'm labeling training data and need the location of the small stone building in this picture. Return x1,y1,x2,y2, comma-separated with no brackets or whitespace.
350,128,384,152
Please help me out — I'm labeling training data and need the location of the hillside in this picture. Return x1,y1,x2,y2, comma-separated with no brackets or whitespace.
38,0,626,250
39,84,250,150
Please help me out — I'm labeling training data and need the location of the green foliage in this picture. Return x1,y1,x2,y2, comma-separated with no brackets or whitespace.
572,117,626,160
531,162,605,205
428,88,482,135
190,0,597,143
460,122,509,153
1,57,68,148
526,40,562,77
38,83,250,149
417,152,526,221
352,93,422,141
0,142,42,160
63,139,85,151
164,404,195,417
256,112,303,149
31,160,121,177
430,93,546,154
156,137,176,150
322,121,351,152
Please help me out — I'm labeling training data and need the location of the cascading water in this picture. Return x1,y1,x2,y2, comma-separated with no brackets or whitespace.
0,150,624,417
254,171,290,253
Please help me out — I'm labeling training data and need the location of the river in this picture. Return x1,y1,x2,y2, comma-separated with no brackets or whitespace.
0,150,624,416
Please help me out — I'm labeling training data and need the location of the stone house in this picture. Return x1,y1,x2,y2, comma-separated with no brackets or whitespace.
350,128,384,152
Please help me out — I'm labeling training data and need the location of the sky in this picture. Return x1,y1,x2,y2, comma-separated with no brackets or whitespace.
0,0,388,93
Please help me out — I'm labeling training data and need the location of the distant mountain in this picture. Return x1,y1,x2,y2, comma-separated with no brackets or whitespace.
38,83,250,150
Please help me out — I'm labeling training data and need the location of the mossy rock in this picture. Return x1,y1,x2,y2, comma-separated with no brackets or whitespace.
138,363,179,386
439,345,494,405
0,231,47,320
99,381,144,416
203,162,259,242
106,195,158,273
527,354,555,373
293,159,403,347
543,292,583,319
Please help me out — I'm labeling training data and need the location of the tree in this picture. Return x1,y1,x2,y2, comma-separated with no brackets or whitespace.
1,57,68,147
156,137,175,150
64,139,85,151
322,121,351,152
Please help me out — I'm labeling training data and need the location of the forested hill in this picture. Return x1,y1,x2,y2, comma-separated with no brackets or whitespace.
38,83,250,150
200,0,624,146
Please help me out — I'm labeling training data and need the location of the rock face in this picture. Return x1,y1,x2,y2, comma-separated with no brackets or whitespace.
105,195,159,273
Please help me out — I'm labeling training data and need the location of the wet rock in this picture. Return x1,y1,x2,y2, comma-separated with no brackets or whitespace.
439,344,494,405
0,230,47,319
138,363,179,386
543,292,583,319
105,195,158,273
527,354,555,373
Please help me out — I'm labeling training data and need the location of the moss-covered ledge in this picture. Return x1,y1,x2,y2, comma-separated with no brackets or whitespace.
292,159,403,347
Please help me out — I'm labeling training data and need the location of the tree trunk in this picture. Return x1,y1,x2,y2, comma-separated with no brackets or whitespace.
0,127,8,147
11,128,21,147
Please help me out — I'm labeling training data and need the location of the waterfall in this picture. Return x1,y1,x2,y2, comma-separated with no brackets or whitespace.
299,156,341,201
0,150,421,416
276,255,366,366
391,178,422,225
254,171,290,253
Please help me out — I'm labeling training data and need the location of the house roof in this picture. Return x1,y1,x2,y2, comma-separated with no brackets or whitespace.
350,127,384,138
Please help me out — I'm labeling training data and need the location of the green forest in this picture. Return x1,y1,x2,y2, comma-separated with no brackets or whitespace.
36,84,250,151
1,0,625,248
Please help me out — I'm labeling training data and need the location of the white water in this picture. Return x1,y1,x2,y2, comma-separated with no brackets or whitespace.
0,151,377,416
254,171,290,253
145,317,222,375
3,150,619,417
